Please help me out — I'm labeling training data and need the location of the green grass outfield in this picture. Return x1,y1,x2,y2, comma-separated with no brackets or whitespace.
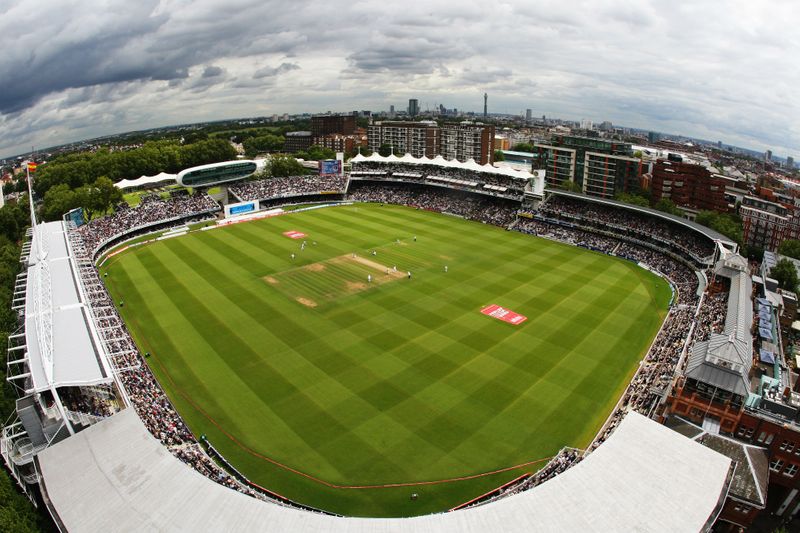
100,203,671,517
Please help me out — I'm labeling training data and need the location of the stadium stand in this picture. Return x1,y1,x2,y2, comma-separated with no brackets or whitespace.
2,164,751,530
75,192,220,258
229,174,348,203
349,152,540,202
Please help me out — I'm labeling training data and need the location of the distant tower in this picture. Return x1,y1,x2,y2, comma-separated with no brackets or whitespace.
408,99,419,117
483,93,488,118
526,108,532,122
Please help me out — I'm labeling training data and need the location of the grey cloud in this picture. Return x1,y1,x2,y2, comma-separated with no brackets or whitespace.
1,0,800,158
202,66,224,78
253,62,300,79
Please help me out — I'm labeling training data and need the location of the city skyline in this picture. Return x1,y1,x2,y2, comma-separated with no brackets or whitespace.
0,0,798,159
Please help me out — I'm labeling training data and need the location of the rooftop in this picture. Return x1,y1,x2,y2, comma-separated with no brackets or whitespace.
37,410,732,532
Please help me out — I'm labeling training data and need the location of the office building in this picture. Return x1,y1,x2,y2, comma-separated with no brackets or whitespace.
408,99,419,117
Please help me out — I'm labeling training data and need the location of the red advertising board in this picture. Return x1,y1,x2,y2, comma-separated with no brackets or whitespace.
480,304,527,325
282,231,307,239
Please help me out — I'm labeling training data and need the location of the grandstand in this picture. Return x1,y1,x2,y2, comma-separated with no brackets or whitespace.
0,155,751,530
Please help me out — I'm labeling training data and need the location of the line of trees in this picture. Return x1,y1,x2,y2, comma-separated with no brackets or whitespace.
34,138,237,197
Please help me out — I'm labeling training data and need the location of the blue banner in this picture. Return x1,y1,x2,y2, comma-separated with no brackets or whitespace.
319,159,341,176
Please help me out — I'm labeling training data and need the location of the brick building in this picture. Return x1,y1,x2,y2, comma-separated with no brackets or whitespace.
740,196,793,251
310,114,356,137
314,132,367,155
667,251,800,525
650,160,730,212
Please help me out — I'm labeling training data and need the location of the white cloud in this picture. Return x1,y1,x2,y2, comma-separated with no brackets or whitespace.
1,0,798,157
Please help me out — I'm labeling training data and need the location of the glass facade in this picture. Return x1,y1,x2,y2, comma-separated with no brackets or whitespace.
178,161,257,187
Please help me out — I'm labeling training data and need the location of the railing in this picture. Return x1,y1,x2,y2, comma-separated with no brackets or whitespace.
66,410,105,427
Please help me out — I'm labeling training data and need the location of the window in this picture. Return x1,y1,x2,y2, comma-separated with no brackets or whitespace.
758,431,767,443
780,440,796,453
784,464,798,477
770,459,785,472
766,434,775,445
733,504,752,514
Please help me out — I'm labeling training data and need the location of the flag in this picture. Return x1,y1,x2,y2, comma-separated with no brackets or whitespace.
27,162,37,173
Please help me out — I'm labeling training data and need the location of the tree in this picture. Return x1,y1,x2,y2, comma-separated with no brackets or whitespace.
695,210,744,245
616,192,649,207
559,180,582,193
295,145,336,161
771,258,799,293
512,142,534,153
40,184,80,221
242,134,284,157
378,143,393,157
779,239,800,260
267,154,305,177
90,177,123,216
653,198,682,215
633,150,643,159
493,150,505,162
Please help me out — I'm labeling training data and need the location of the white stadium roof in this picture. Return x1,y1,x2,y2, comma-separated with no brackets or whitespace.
23,221,112,392
114,172,177,190
351,152,536,181
37,409,732,532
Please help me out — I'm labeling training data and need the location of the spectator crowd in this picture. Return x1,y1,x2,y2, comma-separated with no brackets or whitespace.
229,174,348,203
76,193,220,256
348,183,517,226
350,160,527,200
538,195,717,264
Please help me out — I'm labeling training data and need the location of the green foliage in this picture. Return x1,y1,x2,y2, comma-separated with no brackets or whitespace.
653,198,682,215
378,143,392,157
40,177,124,222
511,142,534,152
266,154,305,177
615,192,650,207
242,134,284,157
779,239,800,260
558,180,582,193
493,150,505,162
34,138,237,196
742,245,764,263
294,145,336,161
771,258,799,293
695,210,744,244
633,150,643,158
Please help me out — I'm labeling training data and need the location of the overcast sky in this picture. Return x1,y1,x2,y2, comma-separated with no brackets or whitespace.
1,0,797,159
